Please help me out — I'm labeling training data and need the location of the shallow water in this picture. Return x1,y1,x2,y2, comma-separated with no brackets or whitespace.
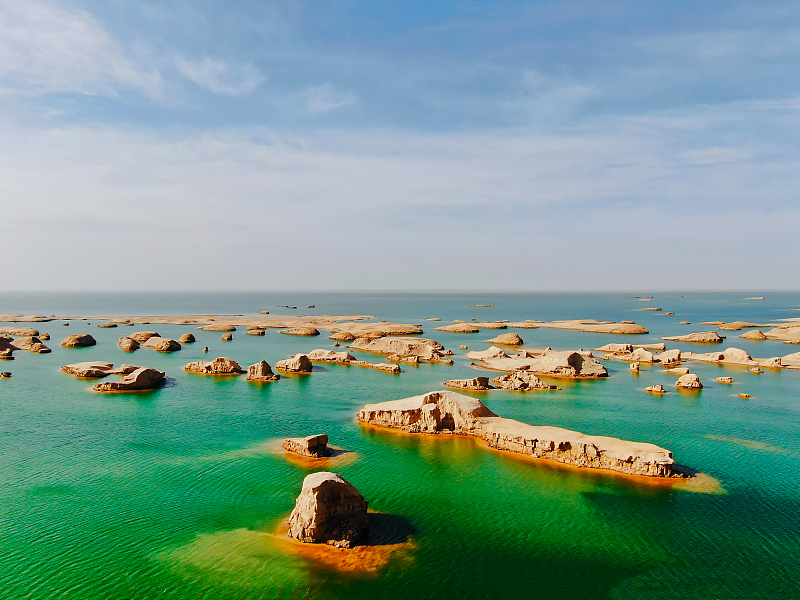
1,292,799,599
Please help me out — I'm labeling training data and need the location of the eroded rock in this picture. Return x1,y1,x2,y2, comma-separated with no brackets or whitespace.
444,377,493,390
92,367,165,392
246,360,279,381
282,434,330,458
676,373,703,389
276,354,313,373
61,334,96,348
492,370,558,390
184,357,245,375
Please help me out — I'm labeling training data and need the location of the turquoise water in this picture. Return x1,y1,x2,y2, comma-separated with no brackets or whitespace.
1,292,799,599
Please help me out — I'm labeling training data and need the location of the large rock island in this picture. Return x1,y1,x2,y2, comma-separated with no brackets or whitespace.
357,390,680,478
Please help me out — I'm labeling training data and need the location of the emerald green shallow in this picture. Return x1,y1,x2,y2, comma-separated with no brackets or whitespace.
1,292,798,600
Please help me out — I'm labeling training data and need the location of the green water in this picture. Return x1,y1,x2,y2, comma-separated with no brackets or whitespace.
1,292,799,599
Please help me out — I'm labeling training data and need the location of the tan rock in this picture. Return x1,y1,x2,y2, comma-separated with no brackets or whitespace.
680,321,691,325
97,323,117,328
92,367,165,392
676,374,703,389
466,346,508,361
61,334,96,348
307,349,356,363
630,362,640,372
197,324,237,332
0,335,51,354
748,367,762,374
596,343,633,354
357,391,678,477
350,337,451,363
472,322,507,329
178,333,196,343
142,337,181,352
39,333,50,340
246,360,279,381
387,354,420,365
331,322,422,336
0,327,39,336
646,385,666,394
118,337,139,352
129,331,160,342
61,362,137,378
663,367,690,375
460,345,468,350
781,351,800,368
425,318,441,322
492,370,558,390
471,349,607,379
486,333,523,346
658,349,682,366
715,377,733,383
280,327,320,336
539,320,648,334
246,329,266,336
444,377,493,391
738,393,751,399
221,333,233,341
740,329,767,340
434,323,480,333
282,434,330,458
185,357,245,375
286,472,369,548
661,332,724,343
276,354,313,373
328,332,355,341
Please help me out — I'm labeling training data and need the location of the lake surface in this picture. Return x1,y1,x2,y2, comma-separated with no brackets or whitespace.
1,292,799,599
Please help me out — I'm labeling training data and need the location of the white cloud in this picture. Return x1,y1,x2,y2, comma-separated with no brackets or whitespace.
302,83,358,114
0,0,163,99
174,56,263,95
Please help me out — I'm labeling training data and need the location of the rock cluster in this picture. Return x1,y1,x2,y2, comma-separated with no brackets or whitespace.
357,391,680,478
142,337,181,352
328,332,355,341
286,472,369,548
0,335,51,354
491,370,558,390
184,357,245,375
350,337,453,364
306,349,402,374
467,348,607,379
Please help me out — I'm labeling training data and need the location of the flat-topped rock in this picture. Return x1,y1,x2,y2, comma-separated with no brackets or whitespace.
635,343,667,351
596,343,633,354
92,367,165,392
761,325,800,343
486,333,523,346
716,376,733,383
178,333,196,343
471,322,507,329
661,332,724,343
61,334,96,348
118,337,140,352
646,385,666,394
142,337,181,352
246,361,279,381
350,337,451,363
328,331,355,341
434,323,480,333
492,370,558,390
39,333,50,340
782,351,800,368
129,331,160,343
539,320,648,335
0,327,39,337
197,324,237,332
717,321,771,331
97,323,117,328
0,335,51,354
286,472,369,548
306,349,401,374
676,374,703,389
185,357,245,375
280,327,320,336
663,367,690,375
444,377,493,391
357,391,679,478
331,322,423,337
276,354,313,373
466,346,508,361
61,362,138,378
282,434,330,458
246,329,265,336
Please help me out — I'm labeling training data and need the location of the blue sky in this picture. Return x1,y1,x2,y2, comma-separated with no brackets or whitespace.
2,1,799,290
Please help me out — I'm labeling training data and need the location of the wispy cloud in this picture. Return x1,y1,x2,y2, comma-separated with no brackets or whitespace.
174,56,263,95
302,83,358,114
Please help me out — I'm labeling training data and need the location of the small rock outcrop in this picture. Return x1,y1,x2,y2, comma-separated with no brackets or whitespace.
676,373,703,389
280,327,320,336
715,377,733,383
61,362,137,378
661,332,724,343
740,329,767,341
39,333,50,341
350,337,453,364
444,377,493,390
246,329,265,336
0,335,51,354
197,324,236,332
433,323,480,333
142,337,181,352
246,360,279,381
663,367,689,375
129,331,160,343
118,337,140,352
492,370,558,390
97,323,117,328
486,333,523,346
282,434,330,458
221,333,233,341
276,354,313,373
184,357,246,375
630,362,640,372
178,333,196,344
658,349,682,366
286,472,369,549
61,334,96,348
328,332,355,342
646,384,666,394
92,367,166,392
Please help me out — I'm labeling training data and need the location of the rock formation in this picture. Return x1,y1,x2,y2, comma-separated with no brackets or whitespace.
197,324,236,332
740,329,767,340
97,323,116,328
486,333,523,346
328,332,355,341
221,333,233,341
491,370,558,390
142,337,181,352
61,334,96,348
658,349,682,366
178,333,196,343
466,346,508,361
468,348,608,379
246,329,265,336
306,349,402,374
357,391,679,478
246,361,279,381
646,384,666,394
596,343,633,354
539,320,648,335
39,333,50,341
630,362,639,372
0,335,51,354
286,472,369,548
663,367,689,375
715,377,733,384
471,322,507,329
118,337,140,352
661,332,724,343
434,323,480,333
92,367,166,392
0,327,39,337
676,374,703,389
444,377,493,390
129,331,160,343
61,362,138,378
184,357,245,375
280,327,320,336
282,434,330,458
276,354,313,373
350,337,453,364
331,322,423,337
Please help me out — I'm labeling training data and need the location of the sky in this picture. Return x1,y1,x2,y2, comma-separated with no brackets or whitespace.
2,0,799,291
